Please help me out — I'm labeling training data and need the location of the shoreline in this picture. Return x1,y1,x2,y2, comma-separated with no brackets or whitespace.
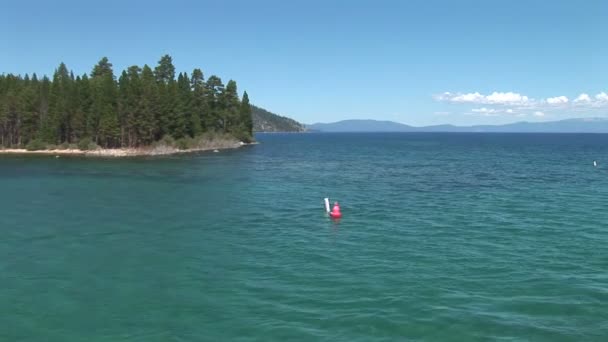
255,131,308,134
0,141,256,157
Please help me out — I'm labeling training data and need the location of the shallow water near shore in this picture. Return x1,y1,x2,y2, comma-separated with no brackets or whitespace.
1,133,607,341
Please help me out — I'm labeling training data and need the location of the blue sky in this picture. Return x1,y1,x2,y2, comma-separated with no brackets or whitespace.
1,0,607,125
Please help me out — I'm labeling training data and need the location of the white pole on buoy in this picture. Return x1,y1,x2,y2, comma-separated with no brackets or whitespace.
324,198,330,213
594,160,597,167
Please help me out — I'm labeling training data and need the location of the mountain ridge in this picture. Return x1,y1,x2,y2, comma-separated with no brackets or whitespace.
252,105,306,132
307,118,608,133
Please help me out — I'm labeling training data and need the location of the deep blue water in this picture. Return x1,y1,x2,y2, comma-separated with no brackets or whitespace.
1,133,607,341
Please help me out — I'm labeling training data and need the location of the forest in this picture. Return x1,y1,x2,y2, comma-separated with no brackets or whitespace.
252,105,306,132
0,55,253,150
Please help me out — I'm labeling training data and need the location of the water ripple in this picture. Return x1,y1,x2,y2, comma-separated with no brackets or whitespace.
1,133,608,340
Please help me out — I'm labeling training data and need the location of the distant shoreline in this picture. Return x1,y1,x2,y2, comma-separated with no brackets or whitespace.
0,141,256,158
307,118,608,133
279,131,608,134
255,131,308,134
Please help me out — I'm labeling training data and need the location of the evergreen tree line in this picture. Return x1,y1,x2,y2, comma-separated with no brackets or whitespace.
0,55,253,149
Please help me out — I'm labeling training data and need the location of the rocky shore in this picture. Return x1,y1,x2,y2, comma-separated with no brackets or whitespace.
0,140,255,157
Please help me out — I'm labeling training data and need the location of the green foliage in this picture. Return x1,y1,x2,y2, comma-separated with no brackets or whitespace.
232,129,253,144
221,80,240,134
154,55,175,84
77,137,97,151
93,68,119,148
91,57,113,78
190,68,207,134
204,75,224,131
0,55,257,149
175,136,194,150
25,139,46,151
157,135,175,147
239,91,253,141
174,72,191,139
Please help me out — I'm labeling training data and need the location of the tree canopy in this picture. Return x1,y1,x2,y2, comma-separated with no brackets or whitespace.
0,54,253,148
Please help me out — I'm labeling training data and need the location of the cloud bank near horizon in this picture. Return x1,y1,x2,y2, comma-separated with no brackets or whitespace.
435,91,608,118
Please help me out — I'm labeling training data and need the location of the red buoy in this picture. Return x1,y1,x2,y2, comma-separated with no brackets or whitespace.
329,202,342,218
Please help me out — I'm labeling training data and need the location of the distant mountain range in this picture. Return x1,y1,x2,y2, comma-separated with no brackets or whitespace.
252,105,306,132
307,118,608,133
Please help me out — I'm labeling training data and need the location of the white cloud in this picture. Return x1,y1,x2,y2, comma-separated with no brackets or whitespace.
595,92,608,102
568,92,608,107
434,92,454,102
440,92,485,103
574,93,591,103
485,92,529,105
471,107,497,115
546,96,568,105
437,90,608,118
438,91,608,107
471,107,519,116
437,91,530,105
453,92,484,103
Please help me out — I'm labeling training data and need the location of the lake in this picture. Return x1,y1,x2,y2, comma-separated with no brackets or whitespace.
1,133,607,341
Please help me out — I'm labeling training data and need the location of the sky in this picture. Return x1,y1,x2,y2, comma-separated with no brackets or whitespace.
1,0,607,126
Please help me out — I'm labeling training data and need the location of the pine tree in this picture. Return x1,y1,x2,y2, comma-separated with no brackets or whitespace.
0,85,5,146
175,72,192,138
205,75,224,131
118,70,131,145
90,58,119,147
138,65,158,144
45,63,71,144
221,80,240,133
0,54,255,149
91,57,113,78
97,72,120,147
156,79,178,139
190,68,206,134
77,74,92,139
2,89,19,146
20,78,40,144
153,56,178,139
239,91,253,142
154,55,175,84
38,76,51,141
69,76,85,143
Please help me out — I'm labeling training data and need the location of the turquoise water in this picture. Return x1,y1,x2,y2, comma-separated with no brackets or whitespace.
1,133,607,341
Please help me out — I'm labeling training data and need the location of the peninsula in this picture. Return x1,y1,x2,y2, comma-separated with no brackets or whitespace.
0,55,254,156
